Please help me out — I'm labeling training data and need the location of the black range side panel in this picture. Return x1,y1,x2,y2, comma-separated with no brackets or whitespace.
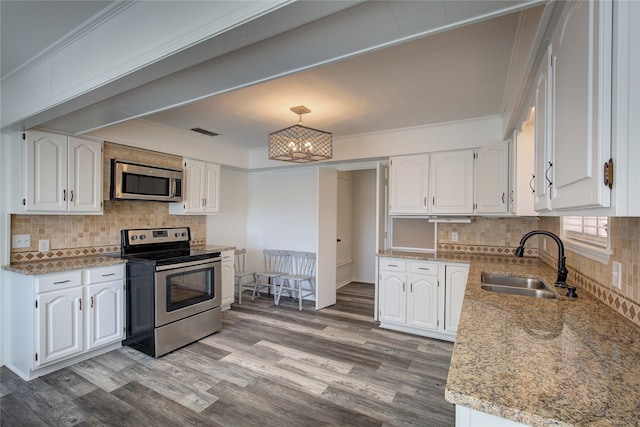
123,261,155,353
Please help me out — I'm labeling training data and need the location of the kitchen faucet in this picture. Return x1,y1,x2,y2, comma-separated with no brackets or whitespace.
514,230,577,298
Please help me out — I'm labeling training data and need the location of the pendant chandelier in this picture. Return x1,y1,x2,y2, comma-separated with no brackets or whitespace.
268,106,332,163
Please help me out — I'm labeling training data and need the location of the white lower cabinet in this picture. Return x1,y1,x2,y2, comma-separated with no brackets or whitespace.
456,405,528,427
36,285,84,366
84,266,124,350
6,264,125,381
444,263,470,334
378,257,469,341
220,250,235,309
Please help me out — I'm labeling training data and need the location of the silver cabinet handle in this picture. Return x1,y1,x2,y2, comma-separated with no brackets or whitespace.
63,189,67,201
91,296,94,308
53,280,71,285
70,190,74,202
545,162,553,188
101,273,116,277
501,193,505,204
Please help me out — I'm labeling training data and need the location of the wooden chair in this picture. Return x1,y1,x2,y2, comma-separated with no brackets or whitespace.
275,251,316,311
253,249,290,302
234,249,256,305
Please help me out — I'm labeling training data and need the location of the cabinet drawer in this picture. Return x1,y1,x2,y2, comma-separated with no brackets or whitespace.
379,259,406,271
409,262,438,275
221,250,234,261
36,270,82,293
83,264,124,285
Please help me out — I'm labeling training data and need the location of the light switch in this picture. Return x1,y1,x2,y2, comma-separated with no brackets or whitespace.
612,261,622,289
39,239,50,253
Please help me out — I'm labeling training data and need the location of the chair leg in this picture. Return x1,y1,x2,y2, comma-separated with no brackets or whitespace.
275,278,284,305
298,280,303,311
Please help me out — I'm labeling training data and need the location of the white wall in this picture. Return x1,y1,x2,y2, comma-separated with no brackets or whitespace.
245,167,318,272
352,169,376,284
1,131,21,366
205,167,248,249
1,133,8,366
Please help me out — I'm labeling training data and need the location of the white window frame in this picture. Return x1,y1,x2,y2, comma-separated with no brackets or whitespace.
561,216,611,264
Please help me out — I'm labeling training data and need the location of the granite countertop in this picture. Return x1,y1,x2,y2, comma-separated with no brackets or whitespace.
3,244,236,276
2,255,126,275
379,251,640,426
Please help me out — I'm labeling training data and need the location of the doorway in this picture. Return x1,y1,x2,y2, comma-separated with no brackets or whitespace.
336,169,377,289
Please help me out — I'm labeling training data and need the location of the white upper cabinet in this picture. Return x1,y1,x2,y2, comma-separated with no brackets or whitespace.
22,130,102,214
533,46,553,212
476,141,509,214
389,154,430,214
170,158,220,214
548,0,612,210
430,150,474,215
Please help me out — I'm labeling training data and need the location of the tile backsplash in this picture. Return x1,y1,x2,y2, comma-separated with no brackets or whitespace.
10,201,206,262
537,216,640,328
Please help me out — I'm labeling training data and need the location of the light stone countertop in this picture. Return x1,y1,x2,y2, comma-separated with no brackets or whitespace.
2,245,236,276
2,255,126,275
379,251,640,426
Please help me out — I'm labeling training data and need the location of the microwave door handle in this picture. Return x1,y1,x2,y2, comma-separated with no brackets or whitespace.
170,178,176,197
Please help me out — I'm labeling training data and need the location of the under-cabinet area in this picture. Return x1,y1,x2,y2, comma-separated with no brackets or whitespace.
4,262,125,381
377,254,469,342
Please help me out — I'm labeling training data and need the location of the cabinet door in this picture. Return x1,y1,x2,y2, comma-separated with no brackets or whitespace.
221,251,235,307
379,271,406,324
550,0,611,209
430,150,474,214
36,287,83,366
389,154,429,214
184,159,205,212
444,264,469,334
86,281,123,350
24,130,67,212
476,141,509,214
534,46,553,212
68,137,102,213
407,273,438,330
203,162,220,213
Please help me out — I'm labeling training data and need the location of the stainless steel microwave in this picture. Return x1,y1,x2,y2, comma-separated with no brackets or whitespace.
111,160,182,202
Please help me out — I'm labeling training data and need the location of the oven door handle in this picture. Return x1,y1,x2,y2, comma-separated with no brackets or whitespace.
155,257,221,272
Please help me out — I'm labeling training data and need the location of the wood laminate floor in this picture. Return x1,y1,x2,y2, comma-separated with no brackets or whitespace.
1,282,455,426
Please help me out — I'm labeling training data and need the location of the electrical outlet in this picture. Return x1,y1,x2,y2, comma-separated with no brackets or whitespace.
451,232,458,242
39,239,50,253
11,234,30,248
612,261,622,289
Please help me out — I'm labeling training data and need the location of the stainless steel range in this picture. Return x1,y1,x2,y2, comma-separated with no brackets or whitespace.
121,227,221,357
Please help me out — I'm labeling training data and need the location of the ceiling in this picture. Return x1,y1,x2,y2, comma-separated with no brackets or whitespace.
1,1,542,151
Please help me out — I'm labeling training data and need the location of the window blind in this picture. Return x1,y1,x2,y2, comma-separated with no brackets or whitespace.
562,216,608,248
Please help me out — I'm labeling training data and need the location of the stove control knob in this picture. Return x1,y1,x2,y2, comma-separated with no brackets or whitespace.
130,235,137,241
175,232,180,237
181,232,187,237
140,234,146,240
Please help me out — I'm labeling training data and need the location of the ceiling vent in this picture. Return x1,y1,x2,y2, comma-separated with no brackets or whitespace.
190,127,219,138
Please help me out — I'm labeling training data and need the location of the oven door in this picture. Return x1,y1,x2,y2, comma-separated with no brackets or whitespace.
155,258,221,327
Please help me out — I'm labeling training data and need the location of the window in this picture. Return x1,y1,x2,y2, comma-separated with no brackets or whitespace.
561,216,611,263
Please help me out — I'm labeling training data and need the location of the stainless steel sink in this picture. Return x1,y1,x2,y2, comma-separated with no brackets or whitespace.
480,273,548,289
480,284,558,299
480,273,558,299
